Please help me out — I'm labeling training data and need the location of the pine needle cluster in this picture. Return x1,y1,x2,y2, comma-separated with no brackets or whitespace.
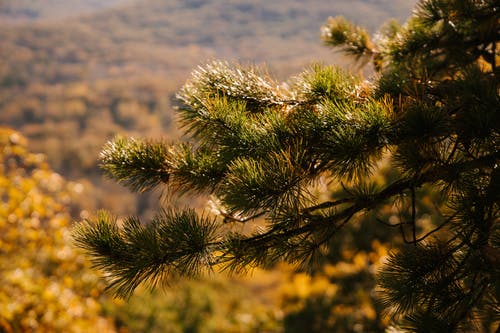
74,0,499,331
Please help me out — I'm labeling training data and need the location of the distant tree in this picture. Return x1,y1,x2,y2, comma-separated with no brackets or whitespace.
75,1,499,331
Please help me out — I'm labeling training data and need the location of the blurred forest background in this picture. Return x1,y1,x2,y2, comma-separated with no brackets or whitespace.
1,1,416,332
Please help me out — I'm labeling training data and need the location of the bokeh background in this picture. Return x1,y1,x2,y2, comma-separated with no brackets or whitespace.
0,1,416,332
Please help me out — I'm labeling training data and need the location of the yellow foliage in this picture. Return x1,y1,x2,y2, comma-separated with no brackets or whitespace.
0,128,116,332
279,235,392,331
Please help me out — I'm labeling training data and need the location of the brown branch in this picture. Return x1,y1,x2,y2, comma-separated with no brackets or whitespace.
413,211,460,243
221,211,267,223
220,152,498,255
301,198,355,214
400,220,411,244
411,187,417,245
375,217,402,228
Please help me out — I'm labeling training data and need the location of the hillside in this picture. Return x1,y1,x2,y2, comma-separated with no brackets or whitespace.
0,0,133,23
0,0,416,216
1,0,416,85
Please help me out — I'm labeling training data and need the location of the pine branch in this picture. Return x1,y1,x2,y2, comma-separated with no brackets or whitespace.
219,210,267,224
291,63,361,103
99,136,171,193
87,149,499,297
220,146,314,214
177,61,295,116
74,4,500,329
321,16,375,61
73,209,219,298
166,143,227,194
301,198,354,214
224,153,498,270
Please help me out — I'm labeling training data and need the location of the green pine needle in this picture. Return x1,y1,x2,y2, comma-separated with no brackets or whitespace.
321,16,374,61
99,136,171,193
73,209,219,298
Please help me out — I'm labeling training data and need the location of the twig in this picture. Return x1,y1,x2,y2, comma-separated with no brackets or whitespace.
412,211,459,243
411,187,417,246
301,198,354,214
375,217,402,228
221,211,267,223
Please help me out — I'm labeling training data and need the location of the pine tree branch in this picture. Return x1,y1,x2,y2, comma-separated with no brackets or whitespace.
99,136,172,193
91,151,496,290
220,210,267,224
222,153,497,258
177,61,295,114
284,153,496,244
450,277,488,331
411,187,417,245
414,211,460,244
321,16,375,62
383,210,461,245
375,217,403,228
300,198,355,214
66,5,500,330
74,209,220,298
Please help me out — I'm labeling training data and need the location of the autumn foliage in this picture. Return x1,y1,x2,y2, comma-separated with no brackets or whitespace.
0,128,116,332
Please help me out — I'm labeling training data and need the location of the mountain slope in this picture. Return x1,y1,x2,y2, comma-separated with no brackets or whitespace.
0,0,133,23
0,0,416,215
